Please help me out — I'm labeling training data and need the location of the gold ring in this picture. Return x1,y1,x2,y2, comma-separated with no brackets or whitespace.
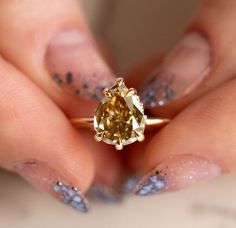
70,77,170,150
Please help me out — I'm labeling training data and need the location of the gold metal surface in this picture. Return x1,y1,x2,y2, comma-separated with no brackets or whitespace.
70,117,170,127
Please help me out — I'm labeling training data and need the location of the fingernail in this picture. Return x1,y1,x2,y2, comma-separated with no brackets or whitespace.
14,160,89,213
45,28,115,100
140,32,211,107
88,182,121,203
121,175,140,194
134,155,221,196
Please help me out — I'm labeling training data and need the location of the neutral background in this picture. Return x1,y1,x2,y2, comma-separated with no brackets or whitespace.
1,0,236,227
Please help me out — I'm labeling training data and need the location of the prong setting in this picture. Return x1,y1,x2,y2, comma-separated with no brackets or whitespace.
116,77,124,86
115,141,123,150
127,88,137,96
103,88,112,98
94,77,146,150
137,134,145,142
134,130,145,142
94,134,103,142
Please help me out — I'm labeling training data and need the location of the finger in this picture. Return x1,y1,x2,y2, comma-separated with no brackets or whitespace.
0,57,95,212
138,0,236,117
79,130,123,202
0,0,123,197
134,78,236,196
0,0,115,116
123,55,164,189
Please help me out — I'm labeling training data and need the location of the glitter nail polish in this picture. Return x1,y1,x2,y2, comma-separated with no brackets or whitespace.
14,160,89,213
54,182,88,212
134,155,221,196
45,28,115,100
121,175,140,194
140,32,211,107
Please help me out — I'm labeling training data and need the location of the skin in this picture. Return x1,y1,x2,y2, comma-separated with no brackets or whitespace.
1,0,236,209
0,0,123,203
126,0,236,179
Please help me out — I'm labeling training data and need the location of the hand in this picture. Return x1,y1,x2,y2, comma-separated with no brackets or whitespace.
0,0,123,213
126,0,236,196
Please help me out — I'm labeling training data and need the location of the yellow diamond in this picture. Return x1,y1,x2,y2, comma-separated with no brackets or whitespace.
94,78,146,150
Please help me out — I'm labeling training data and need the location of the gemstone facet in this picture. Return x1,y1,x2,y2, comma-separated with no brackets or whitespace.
94,78,146,150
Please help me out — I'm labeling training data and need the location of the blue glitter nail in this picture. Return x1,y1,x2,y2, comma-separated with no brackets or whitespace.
140,73,176,107
53,182,89,213
68,188,77,197
121,175,140,194
73,195,82,203
135,174,165,196
53,184,62,192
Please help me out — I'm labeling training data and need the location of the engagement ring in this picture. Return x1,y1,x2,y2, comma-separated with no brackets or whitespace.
70,78,170,150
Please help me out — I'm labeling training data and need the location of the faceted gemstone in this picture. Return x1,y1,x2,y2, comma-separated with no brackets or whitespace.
94,79,146,149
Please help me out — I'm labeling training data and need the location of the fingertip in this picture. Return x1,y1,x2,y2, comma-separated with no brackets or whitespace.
79,130,124,202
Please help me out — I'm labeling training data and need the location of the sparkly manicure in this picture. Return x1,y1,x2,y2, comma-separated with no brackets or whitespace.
54,182,88,213
14,160,89,213
46,28,115,100
140,32,211,107
134,155,221,196
121,175,140,194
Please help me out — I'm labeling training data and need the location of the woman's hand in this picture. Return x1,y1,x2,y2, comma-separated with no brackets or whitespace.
0,0,123,213
126,0,236,196
2,0,236,213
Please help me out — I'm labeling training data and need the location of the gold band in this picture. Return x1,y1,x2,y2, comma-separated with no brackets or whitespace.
70,117,170,128
69,77,171,150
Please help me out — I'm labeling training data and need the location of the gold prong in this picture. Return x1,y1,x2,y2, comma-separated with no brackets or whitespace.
137,134,145,142
135,131,145,142
103,88,112,97
127,88,137,96
94,133,103,142
115,141,123,150
116,77,124,86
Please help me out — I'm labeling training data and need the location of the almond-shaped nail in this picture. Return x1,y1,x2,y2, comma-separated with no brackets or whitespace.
140,32,211,107
45,28,115,100
134,155,221,196
14,160,89,213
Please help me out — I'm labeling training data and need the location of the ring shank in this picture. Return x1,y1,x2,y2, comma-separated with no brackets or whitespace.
70,118,94,127
70,117,170,128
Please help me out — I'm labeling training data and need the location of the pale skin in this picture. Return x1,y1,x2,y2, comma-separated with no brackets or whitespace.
0,0,236,210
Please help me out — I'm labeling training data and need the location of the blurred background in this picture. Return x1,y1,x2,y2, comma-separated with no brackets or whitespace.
1,0,236,227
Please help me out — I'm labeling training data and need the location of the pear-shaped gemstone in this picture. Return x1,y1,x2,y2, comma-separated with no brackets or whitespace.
94,80,146,150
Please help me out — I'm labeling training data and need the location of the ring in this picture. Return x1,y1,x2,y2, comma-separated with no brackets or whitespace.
70,77,170,150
